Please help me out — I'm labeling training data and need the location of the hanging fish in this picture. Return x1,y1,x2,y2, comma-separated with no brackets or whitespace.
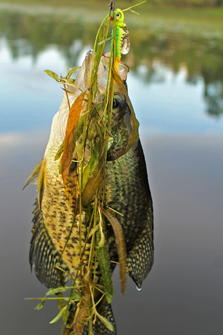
110,9,130,71
25,51,153,335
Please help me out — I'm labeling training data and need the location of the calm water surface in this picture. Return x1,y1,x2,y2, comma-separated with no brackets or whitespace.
0,3,223,335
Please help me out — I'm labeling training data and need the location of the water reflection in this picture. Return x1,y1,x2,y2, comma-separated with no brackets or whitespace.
1,131,223,335
0,5,223,121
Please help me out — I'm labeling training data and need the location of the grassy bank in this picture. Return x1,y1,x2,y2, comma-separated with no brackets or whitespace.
1,0,223,9
1,0,223,31
1,0,223,18
1,0,223,6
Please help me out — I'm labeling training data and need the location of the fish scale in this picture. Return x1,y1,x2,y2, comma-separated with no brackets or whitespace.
30,203,70,288
106,138,153,287
40,123,91,279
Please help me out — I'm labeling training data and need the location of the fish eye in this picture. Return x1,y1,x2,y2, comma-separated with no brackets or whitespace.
113,98,119,109
113,95,124,110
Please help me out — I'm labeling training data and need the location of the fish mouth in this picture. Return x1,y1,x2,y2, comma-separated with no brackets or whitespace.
74,50,129,94
57,50,130,140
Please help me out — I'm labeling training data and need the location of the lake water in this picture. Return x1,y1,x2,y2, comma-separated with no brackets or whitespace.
0,3,223,335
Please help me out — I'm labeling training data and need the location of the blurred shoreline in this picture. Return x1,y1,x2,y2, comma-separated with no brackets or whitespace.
1,1,223,132
0,1,223,26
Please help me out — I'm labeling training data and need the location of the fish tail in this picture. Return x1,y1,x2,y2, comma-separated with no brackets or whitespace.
127,206,154,289
29,200,70,288
65,299,117,335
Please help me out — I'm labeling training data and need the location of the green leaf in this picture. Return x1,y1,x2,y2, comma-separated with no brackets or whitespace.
56,293,70,324
61,90,86,184
81,164,104,207
67,66,81,79
34,286,81,312
23,159,43,189
46,286,77,296
70,290,82,301
74,142,85,153
98,210,105,248
101,208,127,296
98,36,112,46
44,70,60,81
35,298,46,310
57,296,67,319
122,0,146,12
88,225,99,238
82,139,99,191
97,313,114,331
96,226,113,303
54,140,65,161
49,305,68,324
129,8,139,15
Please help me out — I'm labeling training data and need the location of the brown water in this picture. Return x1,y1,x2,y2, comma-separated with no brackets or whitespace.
0,3,223,335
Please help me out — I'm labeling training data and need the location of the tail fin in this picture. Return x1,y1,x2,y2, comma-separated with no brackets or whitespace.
127,207,154,289
65,299,117,335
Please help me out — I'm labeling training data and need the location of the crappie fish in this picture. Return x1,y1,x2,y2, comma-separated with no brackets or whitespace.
26,50,154,334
